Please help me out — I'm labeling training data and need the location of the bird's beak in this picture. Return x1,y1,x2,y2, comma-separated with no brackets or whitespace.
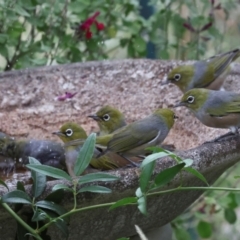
173,102,185,108
88,114,100,121
52,131,64,136
161,78,171,86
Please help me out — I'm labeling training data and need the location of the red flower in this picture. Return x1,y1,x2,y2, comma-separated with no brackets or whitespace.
75,11,105,40
95,22,105,31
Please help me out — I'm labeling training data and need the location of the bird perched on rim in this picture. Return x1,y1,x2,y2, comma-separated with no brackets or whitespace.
165,48,240,93
88,105,126,136
175,88,240,140
0,132,66,170
53,122,141,177
91,108,177,163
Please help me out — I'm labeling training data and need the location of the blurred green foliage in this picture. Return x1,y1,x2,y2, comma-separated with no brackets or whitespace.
0,0,240,71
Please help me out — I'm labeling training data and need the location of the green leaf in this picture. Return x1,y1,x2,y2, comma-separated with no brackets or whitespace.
133,36,146,53
52,184,73,192
78,172,119,184
14,5,30,17
137,196,147,215
74,133,96,176
45,189,65,204
197,221,212,238
183,159,193,167
16,181,25,192
54,218,69,238
109,197,137,210
78,185,112,194
140,161,155,193
184,167,209,186
32,209,48,222
224,208,237,224
135,187,143,198
0,179,9,191
174,227,191,240
26,164,71,181
226,192,238,209
36,200,67,216
1,190,31,204
29,157,46,198
154,163,185,188
141,152,169,168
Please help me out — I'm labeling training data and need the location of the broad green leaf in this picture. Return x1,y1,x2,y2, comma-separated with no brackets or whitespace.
154,163,185,188
184,167,208,186
26,164,71,181
32,209,48,222
14,5,30,17
29,157,46,198
78,185,112,194
141,152,169,168
224,208,237,224
135,187,143,198
74,133,96,176
140,161,155,193
183,159,193,167
78,172,119,184
197,221,212,238
45,189,65,204
54,218,69,238
226,192,238,209
137,196,147,215
52,184,73,192
109,197,137,210
0,179,9,191
133,36,146,53
36,200,67,216
1,190,31,204
173,227,191,240
16,181,25,192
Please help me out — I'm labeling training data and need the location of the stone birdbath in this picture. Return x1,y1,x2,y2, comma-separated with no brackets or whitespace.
0,59,240,239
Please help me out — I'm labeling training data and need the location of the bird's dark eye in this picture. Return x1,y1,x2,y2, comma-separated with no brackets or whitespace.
65,128,73,136
187,96,195,103
174,74,181,81
174,114,178,119
102,114,110,121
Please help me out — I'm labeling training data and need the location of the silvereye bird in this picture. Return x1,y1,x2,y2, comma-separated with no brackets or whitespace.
53,122,140,177
0,132,66,170
88,105,126,136
166,48,240,93
175,88,240,139
94,108,177,163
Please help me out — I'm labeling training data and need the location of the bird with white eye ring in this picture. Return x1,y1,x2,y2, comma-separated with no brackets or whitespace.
88,105,126,136
163,48,240,93
65,129,73,137
174,88,240,141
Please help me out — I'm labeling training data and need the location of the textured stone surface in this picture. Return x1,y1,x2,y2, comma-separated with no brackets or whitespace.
0,60,240,239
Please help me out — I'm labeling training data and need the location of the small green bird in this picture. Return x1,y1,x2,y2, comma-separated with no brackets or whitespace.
88,105,126,136
53,122,140,177
165,49,240,93
175,88,240,138
94,108,177,162
0,132,66,170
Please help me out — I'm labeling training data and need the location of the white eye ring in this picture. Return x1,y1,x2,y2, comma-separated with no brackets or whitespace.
174,74,181,81
187,96,195,103
102,114,110,121
65,128,73,136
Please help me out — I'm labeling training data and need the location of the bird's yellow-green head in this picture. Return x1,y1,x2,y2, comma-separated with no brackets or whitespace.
53,122,87,143
167,65,194,93
88,105,126,135
153,108,178,129
175,88,210,112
